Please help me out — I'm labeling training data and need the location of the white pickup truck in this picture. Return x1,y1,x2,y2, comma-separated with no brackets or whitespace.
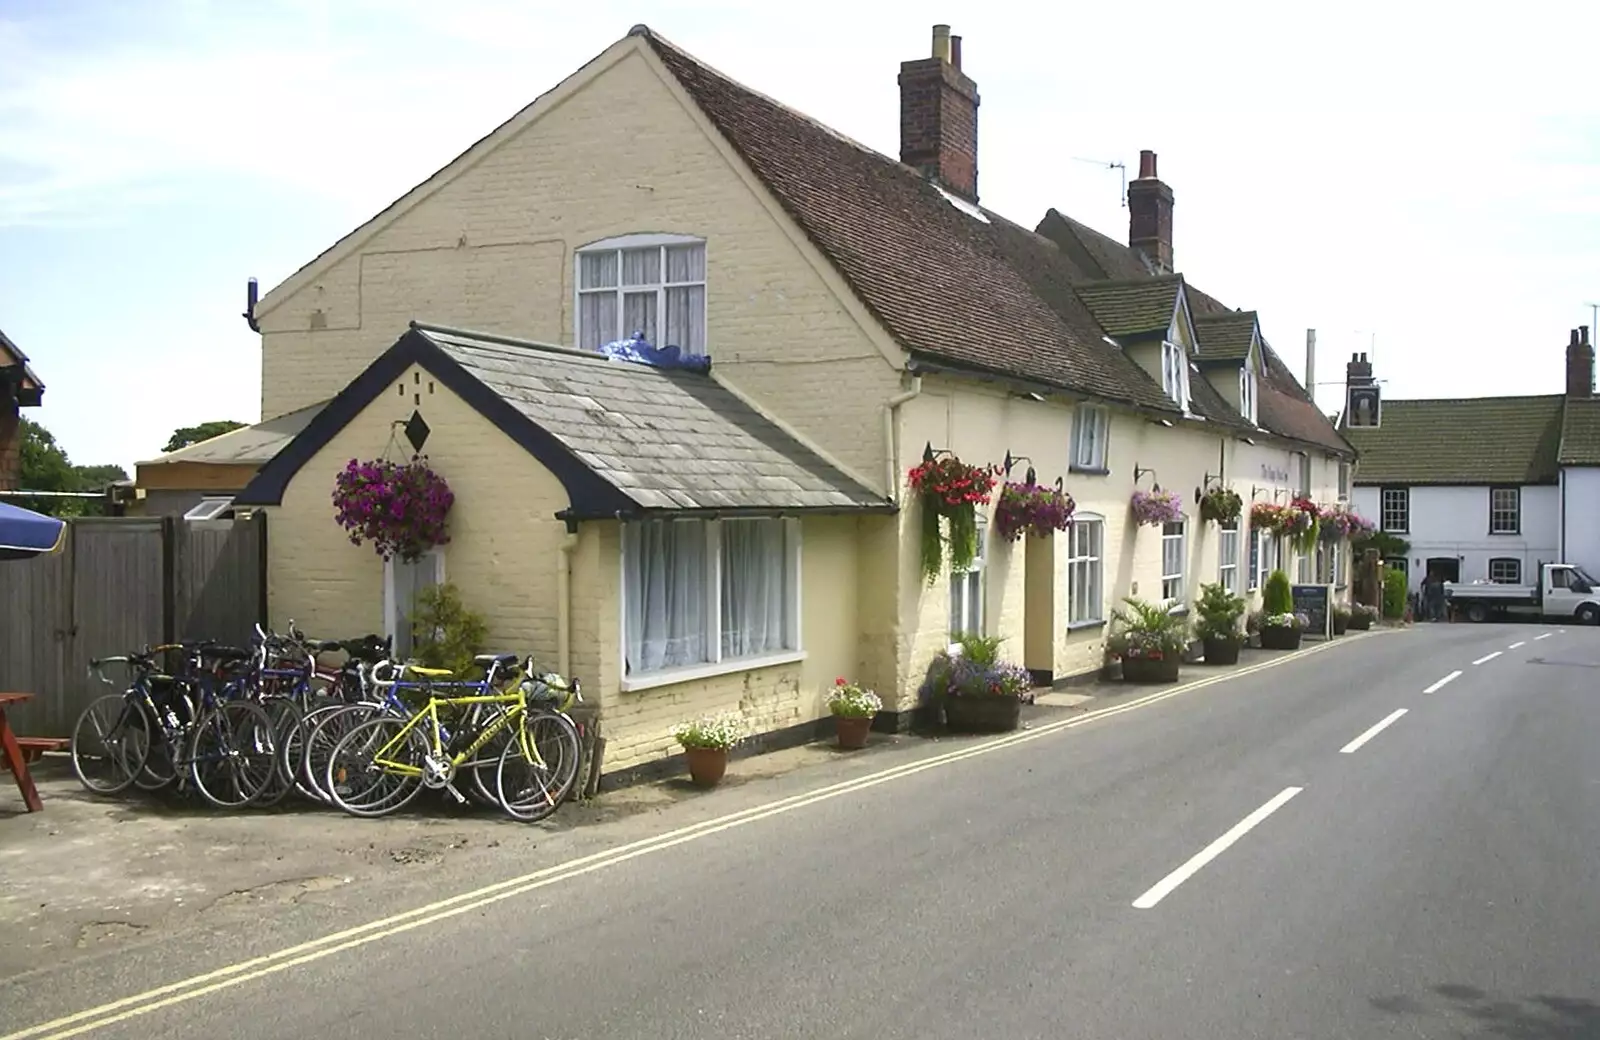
1443,562,1600,624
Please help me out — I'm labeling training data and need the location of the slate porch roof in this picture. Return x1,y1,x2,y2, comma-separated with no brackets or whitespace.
1558,397,1600,465
138,400,328,467
1194,312,1258,363
642,28,1352,456
236,324,891,519
1343,395,1564,486
1072,276,1183,339
0,326,44,406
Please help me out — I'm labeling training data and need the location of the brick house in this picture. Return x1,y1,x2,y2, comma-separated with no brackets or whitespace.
236,23,1355,778
0,327,45,492
1342,326,1600,592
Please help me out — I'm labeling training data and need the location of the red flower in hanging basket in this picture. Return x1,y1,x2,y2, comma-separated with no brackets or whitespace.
907,456,998,509
331,455,455,562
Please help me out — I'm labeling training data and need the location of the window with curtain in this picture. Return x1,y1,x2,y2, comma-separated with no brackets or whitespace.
1068,516,1104,624
1071,406,1110,471
1218,521,1239,592
385,550,444,660
577,236,707,355
1161,519,1187,602
949,514,988,641
623,517,798,678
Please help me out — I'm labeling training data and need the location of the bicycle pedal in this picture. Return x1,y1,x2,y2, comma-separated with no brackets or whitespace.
443,782,467,805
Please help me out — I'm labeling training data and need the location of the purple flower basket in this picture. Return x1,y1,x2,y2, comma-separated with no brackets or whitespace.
332,456,455,562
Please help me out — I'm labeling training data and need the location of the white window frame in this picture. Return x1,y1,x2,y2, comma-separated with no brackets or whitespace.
1067,513,1105,626
1071,405,1110,471
1488,557,1521,584
1380,487,1409,533
1253,527,1280,591
949,514,989,646
619,517,804,692
1337,461,1352,501
1238,366,1258,425
384,549,446,660
1296,453,1312,497
1161,518,1187,604
1296,547,1313,584
1161,340,1191,411
1489,486,1520,535
1218,520,1240,593
575,233,707,355
184,496,233,521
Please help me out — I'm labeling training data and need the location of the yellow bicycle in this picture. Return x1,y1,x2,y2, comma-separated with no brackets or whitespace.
324,653,582,820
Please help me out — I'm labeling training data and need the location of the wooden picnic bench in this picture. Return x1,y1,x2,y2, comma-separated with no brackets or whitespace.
0,693,50,812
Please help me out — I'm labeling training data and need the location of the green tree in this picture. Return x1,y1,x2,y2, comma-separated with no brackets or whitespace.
15,418,127,517
164,420,246,453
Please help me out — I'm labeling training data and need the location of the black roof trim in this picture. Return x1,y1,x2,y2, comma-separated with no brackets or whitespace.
234,328,636,516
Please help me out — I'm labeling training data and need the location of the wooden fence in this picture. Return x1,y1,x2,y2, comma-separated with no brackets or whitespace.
0,514,266,736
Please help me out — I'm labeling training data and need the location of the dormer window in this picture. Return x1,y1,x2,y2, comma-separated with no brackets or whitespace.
1238,365,1258,425
1161,340,1190,411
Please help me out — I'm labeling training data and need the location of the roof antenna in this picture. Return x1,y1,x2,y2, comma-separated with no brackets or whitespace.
1071,157,1127,207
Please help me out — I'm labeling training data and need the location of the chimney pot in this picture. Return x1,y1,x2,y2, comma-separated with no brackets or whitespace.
932,24,951,62
950,34,962,68
1138,150,1157,179
1567,326,1595,398
1584,324,1592,346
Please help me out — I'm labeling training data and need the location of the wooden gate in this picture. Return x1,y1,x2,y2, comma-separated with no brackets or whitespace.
0,513,266,736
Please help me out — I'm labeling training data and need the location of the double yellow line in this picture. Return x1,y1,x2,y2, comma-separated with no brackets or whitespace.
4,635,1359,1040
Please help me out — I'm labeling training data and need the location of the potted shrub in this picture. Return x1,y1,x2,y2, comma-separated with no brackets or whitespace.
1258,569,1303,650
670,711,745,788
1331,604,1351,636
994,480,1075,542
907,452,998,584
918,635,1032,733
1108,597,1191,682
332,455,454,561
1131,488,1184,527
827,677,882,750
1194,581,1247,664
1199,486,1243,525
1347,602,1377,631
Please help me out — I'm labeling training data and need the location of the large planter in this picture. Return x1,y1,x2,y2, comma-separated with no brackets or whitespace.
1332,612,1350,636
942,695,1022,733
1202,635,1242,665
1346,612,1373,631
1120,655,1182,683
834,715,873,750
1259,626,1303,651
684,747,729,788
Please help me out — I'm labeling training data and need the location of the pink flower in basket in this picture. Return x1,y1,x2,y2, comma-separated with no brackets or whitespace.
1130,488,1184,527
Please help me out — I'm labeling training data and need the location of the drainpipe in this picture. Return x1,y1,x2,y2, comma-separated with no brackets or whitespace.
557,528,579,678
883,375,924,503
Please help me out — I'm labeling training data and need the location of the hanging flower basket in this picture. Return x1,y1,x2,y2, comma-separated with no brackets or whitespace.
1286,497,1322,552
1198,486,1243,525
1319,504,1374,542
908,454,998,584
994,480,1075,542
332,455,455,562
1250,501,1294,535
1130,488,1184,527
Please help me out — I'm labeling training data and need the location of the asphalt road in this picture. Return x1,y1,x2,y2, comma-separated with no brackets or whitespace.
8,622,1600,1040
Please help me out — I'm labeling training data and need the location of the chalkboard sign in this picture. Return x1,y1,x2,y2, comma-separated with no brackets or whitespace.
1291,584,1333,639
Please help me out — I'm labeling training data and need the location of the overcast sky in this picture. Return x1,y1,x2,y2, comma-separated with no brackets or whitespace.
2,0,1597,473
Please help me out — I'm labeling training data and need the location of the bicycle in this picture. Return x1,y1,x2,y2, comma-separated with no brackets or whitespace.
323,654,582,820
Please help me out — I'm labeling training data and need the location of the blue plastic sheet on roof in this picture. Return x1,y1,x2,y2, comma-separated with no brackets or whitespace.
598,332,711,374
0,500,66,560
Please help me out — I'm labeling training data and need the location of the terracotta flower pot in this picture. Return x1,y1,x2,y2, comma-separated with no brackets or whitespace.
835,714,873,750
684,746,728,788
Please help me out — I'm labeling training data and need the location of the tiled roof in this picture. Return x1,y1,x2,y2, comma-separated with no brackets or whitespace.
0,326,44,405
1072,276,1183,339
421,327,890,513
1344,395,1564,485
643,31,1179,414
140,400,328,465
1558,397,1600,465
1194,312,1258,362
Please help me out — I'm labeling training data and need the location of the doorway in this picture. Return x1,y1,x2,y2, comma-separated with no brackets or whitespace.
1425,556,1460,584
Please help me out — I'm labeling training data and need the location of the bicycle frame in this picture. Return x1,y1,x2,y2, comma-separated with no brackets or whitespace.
368,690,531,778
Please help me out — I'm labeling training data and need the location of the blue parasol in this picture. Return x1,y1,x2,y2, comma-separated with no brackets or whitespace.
0,501,67,560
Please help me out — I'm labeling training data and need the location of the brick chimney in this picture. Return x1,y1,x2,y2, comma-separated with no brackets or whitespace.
1347,351,1374,387
1566,326,1593,398
899,24,980,203
1128,149,1175,274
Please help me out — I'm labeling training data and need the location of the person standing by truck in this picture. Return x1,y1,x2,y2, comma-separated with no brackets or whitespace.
1421,570,1447,622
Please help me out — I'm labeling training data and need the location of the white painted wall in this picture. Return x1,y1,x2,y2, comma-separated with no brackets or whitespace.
1560,467,1600,575
1352,484,1558,591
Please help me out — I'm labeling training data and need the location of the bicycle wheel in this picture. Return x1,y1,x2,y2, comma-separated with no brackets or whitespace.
70,694,151,796
187,700,278,809
250,696,304,808
324,716,427,818
300,702,386,804
495,710,582,823
279,698,351,803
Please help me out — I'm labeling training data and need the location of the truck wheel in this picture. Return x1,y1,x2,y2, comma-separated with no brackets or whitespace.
1577,605,1600,626
1466,603,1489,623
